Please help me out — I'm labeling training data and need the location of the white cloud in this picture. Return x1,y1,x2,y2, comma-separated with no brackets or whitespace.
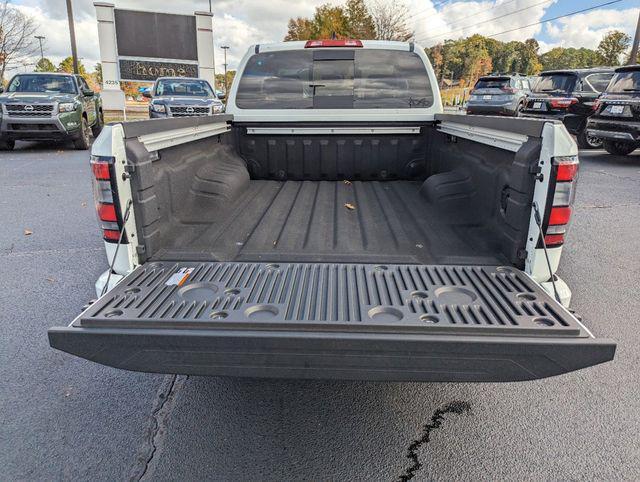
540,7,639,53
410,0,559,47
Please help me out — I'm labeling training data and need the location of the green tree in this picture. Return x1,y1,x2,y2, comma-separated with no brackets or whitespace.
57,56,87,76
345,0,375,39
93,62,102,84
597,30,631,65
215,70,236,92
34,57,55,72
539,47,605,71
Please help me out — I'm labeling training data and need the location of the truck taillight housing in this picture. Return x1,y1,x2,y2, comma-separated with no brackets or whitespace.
90,155,126,243
544,156,579,247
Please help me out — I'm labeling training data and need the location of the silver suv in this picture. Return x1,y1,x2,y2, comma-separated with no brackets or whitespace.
466,74,532,116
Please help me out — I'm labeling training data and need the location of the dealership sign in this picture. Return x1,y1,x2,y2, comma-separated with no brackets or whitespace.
94,3,215,110
118,59,199,82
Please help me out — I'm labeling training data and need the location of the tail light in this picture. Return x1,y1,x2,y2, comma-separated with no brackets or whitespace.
543,156,579,247
592,98,601,111
304,39,363,48
549,97,578,109
90,155,126,243
501,86,516,94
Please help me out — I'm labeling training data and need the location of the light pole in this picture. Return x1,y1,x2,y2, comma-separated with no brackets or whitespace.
629,11,640,65
221,45,229,94
34,35,45,61
65,0,79,74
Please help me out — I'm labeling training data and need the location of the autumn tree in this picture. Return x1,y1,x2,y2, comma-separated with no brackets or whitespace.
597,30,631,65
0,1,38,82
285,17,315,41
284,0,388,41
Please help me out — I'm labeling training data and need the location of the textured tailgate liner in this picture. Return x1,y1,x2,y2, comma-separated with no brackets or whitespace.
78,262,585,337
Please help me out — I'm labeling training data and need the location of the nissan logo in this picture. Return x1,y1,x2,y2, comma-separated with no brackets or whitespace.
186,106,194,114
24,105,34,111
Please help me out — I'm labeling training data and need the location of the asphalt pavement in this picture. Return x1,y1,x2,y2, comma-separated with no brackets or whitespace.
1,141,639,481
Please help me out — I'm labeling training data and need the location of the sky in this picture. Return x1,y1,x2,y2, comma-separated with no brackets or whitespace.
8,0,640,74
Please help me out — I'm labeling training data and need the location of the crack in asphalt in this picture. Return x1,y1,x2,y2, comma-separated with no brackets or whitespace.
129,375,187,481
397,401,471,482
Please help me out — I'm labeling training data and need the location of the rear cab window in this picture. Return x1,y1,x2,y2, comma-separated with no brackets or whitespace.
235,48,433,109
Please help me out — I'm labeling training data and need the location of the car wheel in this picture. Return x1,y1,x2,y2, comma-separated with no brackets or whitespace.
602,140,638,156
514,102,525,117
91,110,104,138
0,139,15,150
73,117,91,150
577,129,602,149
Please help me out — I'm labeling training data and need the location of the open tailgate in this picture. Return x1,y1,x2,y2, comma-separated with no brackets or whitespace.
49,262,614,382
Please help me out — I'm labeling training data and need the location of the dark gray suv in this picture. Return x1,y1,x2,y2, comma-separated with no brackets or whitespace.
144,77,224,118
466,74,532,116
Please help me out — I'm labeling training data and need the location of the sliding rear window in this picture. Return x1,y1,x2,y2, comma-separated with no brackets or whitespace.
235,49,433,109
533,74,576,94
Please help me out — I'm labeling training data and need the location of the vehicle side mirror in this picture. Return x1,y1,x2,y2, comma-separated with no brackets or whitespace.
83,89,95,97
0,85,4,94
142,91,152,99
218,93,226,100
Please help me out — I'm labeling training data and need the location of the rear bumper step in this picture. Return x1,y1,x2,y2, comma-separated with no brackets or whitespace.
49,262,615,382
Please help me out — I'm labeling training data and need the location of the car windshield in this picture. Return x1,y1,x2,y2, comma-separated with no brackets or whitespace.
7,75,76,94
155,79,214,97
533,74,576,94
236,49,433,109
606,70,640,93
475,78,510,89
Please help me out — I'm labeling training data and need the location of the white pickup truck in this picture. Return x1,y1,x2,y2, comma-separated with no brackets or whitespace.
49,40,615,382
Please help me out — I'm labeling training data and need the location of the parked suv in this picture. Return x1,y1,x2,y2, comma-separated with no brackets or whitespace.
144,77,224,118
466,74,532,116
586,64,640,156
0,72,102,150
521,68,614,149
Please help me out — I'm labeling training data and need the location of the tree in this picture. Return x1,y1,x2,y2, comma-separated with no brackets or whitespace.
346,0,375,39
597,30,631,65
34,57,55,72
57,56,86,76
285,17,315,41
215,70,236,92
93,62,102,84
284,0,383,41
367,0,413,41
0,1,38,82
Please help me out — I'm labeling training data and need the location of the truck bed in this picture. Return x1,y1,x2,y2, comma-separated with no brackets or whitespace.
155,180,505,266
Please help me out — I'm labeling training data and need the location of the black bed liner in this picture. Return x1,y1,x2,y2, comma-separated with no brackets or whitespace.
49,261,615,382
156,180,504,265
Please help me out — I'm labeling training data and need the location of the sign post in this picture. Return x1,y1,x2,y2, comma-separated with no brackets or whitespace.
94,2,126,114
